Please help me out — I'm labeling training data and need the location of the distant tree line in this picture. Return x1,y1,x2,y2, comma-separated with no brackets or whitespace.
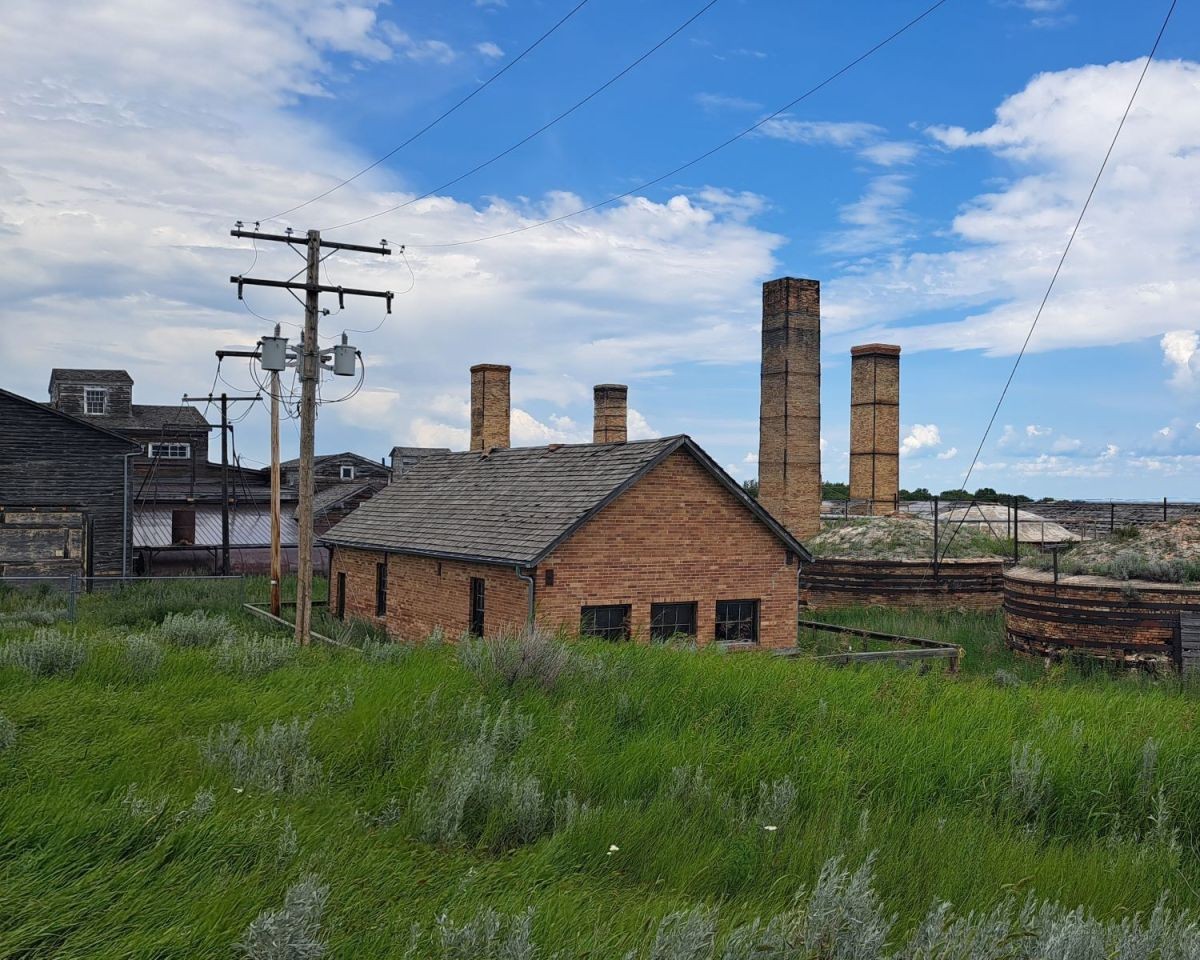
741,478,1033,503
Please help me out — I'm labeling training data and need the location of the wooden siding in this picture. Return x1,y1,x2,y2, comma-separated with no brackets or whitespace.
0,392,134,576
801,558,1005,610
1004,568,1200,669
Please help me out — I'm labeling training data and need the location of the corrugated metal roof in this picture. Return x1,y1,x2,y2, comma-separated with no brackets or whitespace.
134,506,299,548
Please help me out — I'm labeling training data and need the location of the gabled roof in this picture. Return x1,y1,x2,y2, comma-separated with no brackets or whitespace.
297,481,375,519
49,368,133,387
0,387,141,449
41,401,211,432
320,435,811,566
279,451,386,470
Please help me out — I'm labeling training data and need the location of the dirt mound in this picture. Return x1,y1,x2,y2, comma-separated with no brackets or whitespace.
806,515,1011,561
1020,517,1200,583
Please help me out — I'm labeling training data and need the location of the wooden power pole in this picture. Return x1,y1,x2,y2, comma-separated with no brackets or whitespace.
182,392,259,576
230,226,392,644
269,365,282,618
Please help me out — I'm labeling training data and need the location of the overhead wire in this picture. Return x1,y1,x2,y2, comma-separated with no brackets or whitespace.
263,0,594,222
387,0,954,248
936,0,1178,563
322,0,723,232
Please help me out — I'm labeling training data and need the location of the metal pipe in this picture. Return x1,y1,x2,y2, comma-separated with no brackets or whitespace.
121,451,137,577
515,566,536,626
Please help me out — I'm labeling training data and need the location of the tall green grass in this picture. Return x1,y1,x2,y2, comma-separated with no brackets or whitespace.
1,583,1198,956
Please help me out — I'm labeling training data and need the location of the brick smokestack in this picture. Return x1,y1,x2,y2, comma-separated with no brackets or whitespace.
758,277,821,540
849,344,901,515
470,363,511,451
593,384,628,443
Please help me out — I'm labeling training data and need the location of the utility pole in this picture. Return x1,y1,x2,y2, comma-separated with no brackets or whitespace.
270,361,282,618
182,392,259,575
230,226,392,644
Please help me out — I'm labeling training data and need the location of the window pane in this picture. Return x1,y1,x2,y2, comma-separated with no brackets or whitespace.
650,602,697,642
580,605,630,642
715,600,759,644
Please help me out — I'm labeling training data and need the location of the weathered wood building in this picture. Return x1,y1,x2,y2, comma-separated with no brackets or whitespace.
0,388,139,577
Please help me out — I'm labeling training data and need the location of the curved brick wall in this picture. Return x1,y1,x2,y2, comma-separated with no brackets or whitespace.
800,558,1005,609
1004,567,1200,669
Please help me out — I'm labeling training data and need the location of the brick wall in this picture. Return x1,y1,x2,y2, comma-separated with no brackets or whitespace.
537,449,799,648
470,364,511,451
331,546,529,640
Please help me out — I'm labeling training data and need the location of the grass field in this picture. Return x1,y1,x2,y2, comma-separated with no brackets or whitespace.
3,580,1200,957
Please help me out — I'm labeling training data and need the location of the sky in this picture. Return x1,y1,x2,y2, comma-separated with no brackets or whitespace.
1,0,1198,499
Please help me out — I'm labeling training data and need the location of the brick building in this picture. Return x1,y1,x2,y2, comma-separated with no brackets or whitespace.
322,367,809,647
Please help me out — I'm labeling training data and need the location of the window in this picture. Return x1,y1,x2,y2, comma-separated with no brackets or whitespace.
469,577,486,636
148,442,191,459
340,464,355,480
84,388,107,415
651,602,697,642
715,600,759,644
336,572,346,620
581,605,631,642
375,561,387,617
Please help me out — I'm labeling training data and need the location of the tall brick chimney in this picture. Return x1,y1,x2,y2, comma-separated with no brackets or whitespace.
470,363,510,451
758,277,821,540
593,384,628,443
849,344,901,515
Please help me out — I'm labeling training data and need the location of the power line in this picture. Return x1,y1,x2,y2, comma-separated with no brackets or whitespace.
951,0,1177,509
323,0,722,232
263,0,594,223
394,0,953,248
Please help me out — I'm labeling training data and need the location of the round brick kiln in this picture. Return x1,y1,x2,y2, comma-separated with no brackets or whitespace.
800,557,1006,610
1004,567,1200,670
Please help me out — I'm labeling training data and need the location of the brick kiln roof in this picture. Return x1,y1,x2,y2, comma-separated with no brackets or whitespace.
320,435,810,566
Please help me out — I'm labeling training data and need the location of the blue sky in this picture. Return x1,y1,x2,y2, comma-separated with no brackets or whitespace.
2,0,1198,498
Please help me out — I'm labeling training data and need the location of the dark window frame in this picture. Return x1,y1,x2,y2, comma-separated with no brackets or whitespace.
374,560,387,618
650,602,698,642
336,571,346,620
715,599,759,644
469,577,486,636
580,604,632,642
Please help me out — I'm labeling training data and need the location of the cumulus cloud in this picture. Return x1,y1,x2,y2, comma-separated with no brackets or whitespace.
830,59,1200,357
825,174,914,255
1162,330,1199,389
475,41,504,59
937,447,958,460
0,0,783,465
901,423,942,456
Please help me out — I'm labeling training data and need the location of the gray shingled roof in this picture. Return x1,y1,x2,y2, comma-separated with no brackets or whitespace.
49,368,132,386
320,435,809,566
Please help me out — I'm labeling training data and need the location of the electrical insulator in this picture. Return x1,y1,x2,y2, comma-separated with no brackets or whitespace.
333,333,357,377
260,335,289,372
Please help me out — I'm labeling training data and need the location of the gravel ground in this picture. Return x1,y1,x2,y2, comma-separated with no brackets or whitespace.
806,515,1012,560
1020,517,1200,583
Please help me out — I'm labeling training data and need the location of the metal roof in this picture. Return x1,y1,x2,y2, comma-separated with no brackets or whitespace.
320,435,810,566
134,506,299,548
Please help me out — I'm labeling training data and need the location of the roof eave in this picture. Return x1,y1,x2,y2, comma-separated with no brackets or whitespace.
320,537,535,568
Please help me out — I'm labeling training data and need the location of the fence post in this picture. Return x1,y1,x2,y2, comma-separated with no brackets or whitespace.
1013,497,1020,564
1164,497,1169,522
67,574,78,622
1110,502,1115,534
932,496,940,580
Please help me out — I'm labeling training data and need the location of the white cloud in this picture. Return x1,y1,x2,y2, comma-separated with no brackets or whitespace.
694,92,762,113
1025,424,1051,437
627,408,657,441
858,141,920,166
901,423,942,456
380,25,457,63
1162,330,1199,389
757,118,882,147
936,447,958,460
0,0,785,465
510,409,584,446
475,41,504,59
826,175,913,255
831,60,1200,357
1100,443,1120,459
743,451,758,464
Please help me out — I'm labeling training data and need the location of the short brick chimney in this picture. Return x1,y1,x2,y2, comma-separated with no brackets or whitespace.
593,384,628,443
849,344,901,515
470,363,511,451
